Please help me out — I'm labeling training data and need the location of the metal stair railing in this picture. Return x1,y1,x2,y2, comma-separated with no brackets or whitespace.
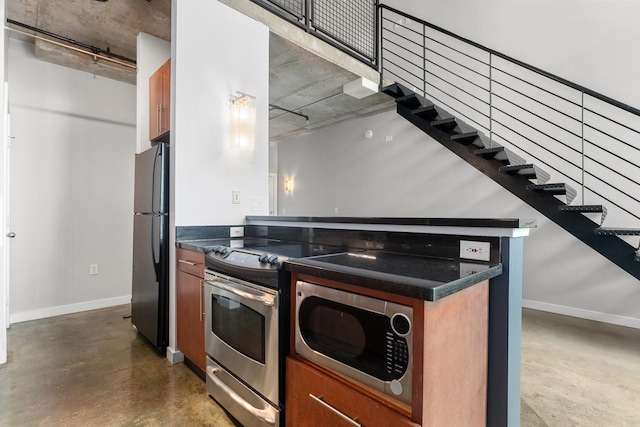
379,4,640,263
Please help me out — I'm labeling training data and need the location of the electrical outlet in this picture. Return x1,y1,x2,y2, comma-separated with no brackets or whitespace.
459,240,491,262
232,191,240,204
230,226,244,238
89,264,98,275
459,262,490,278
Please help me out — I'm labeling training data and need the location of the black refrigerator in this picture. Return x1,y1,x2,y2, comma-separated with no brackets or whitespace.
132,143,169,354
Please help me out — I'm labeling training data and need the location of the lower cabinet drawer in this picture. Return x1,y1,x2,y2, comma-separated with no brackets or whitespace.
176,248,204,277
286,357,419,427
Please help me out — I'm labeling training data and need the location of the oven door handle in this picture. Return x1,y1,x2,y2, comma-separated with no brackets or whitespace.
205,279,276,307
208,366,277,425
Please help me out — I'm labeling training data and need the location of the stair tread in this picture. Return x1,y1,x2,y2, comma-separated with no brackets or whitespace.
431,117,456,126
396,94,418,102
500,164,535,172
451,131,478,140
527,183,567,189
381,83,408,98
474,146,508,161
559,205,606,213
526,183,568,195
595,228,640,236
413,105,436,113
475,147,505,154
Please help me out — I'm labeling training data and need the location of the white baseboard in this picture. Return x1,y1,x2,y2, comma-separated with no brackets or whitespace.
9,295,132,324
166,346,184,365
523,299,640,330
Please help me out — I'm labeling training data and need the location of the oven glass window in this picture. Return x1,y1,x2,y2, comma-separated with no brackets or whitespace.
211,294,265,364
299,296,408,381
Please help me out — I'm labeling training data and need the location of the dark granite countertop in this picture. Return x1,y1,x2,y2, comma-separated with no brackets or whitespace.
284,250,502,301
247,215,536,229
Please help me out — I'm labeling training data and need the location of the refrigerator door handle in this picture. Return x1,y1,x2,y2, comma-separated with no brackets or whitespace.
151,145,161,214
151,213,160,282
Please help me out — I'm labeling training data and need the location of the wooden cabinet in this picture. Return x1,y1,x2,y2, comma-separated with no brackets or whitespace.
286,357,419,427
287,273,489,426
149,58,171,142
176,248,206,378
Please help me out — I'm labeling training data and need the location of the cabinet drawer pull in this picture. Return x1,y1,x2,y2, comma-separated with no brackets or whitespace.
309,394,361,427
178,259,197,266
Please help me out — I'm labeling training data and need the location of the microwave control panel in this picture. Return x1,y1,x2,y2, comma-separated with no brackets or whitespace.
385,332,409,378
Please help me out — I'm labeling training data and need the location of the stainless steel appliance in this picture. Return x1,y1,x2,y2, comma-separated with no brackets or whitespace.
131,143,169,353
203,240,348,427
204,243,288,427
295,279,414,405
204,269,280,427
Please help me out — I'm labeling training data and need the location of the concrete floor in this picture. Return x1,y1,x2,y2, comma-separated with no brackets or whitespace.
1,305,639,426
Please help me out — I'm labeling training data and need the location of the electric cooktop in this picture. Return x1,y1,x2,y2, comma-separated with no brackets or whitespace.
203,237,349,288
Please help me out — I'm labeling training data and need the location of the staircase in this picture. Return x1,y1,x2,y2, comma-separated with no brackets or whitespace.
382,82,640,279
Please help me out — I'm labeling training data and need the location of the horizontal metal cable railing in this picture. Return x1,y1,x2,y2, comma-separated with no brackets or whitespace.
249,0,378,68
380,5,640,229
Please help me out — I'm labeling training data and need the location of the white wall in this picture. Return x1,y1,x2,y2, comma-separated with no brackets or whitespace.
172,0,269,227
153,0,269,361
381,0,640,109
277,109,640,328
7,38,136,323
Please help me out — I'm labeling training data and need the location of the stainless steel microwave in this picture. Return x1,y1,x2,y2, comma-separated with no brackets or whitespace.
294,280,413,405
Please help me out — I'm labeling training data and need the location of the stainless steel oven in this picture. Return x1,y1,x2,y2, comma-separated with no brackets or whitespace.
201,239,348,427
204,269,280,427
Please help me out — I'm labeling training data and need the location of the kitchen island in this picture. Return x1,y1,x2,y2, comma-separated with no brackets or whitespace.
176,216,532,426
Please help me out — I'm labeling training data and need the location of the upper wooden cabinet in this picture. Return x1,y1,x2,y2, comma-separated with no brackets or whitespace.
149,58,171,142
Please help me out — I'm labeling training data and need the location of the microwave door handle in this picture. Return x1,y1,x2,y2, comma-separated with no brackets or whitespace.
205,279,275,307
309,394,362,427
208,367,277,425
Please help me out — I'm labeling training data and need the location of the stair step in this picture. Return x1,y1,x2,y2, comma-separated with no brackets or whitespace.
474,146,509,163
499,164,536,178
527,182,576,203
559,205,607,214
560,204,608,225
381,83,409,99
527,183,569,195
595,228,640,236
451,131,479,145
430,117,457,131
396,94,423,109
475,146,504,158
412,105,438,120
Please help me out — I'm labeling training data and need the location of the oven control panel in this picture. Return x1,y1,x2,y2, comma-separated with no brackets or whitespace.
209,246,281,265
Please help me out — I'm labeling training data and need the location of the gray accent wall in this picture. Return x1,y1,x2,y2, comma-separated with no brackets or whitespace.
277,109,640,327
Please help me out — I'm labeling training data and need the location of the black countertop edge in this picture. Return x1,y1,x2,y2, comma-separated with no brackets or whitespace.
247,216,536,229
284,258,503,302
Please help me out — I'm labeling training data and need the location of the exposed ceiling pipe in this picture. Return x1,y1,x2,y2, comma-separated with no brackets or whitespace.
269,104,309,124
6,19,137,68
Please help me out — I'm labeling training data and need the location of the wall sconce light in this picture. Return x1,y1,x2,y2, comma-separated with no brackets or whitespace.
284,178,294,193
229,91,256,153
